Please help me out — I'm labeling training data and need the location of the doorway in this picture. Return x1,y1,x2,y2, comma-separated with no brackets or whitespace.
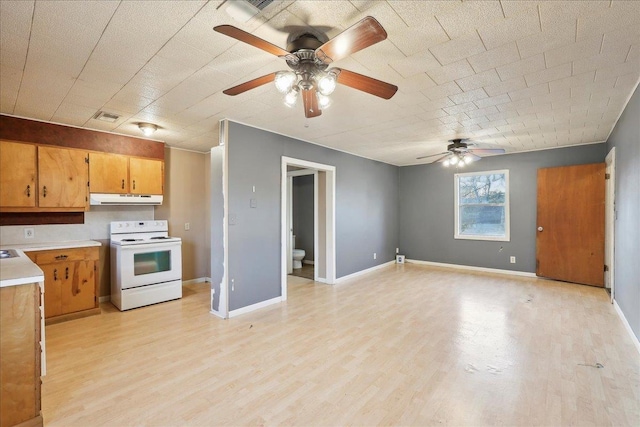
288,168,316,280
281,157,336,301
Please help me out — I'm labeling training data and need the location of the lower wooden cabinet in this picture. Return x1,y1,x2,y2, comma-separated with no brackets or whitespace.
26,246,100,324
0,282,43,427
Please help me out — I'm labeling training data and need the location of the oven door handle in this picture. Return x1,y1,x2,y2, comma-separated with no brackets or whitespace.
117,242,182,252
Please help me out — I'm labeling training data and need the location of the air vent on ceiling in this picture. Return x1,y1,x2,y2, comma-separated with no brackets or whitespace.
246,0,274,10
93,111,120,123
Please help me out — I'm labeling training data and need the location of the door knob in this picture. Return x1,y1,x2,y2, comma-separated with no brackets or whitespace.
537,226,544,232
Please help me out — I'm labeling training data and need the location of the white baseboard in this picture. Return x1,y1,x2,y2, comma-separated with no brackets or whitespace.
99,295,111,303
407,259,537,278
183,277,211,285
209,309,226,319
335,260,395,284
303,260,315,265
228,296,282,318
613,300,640,354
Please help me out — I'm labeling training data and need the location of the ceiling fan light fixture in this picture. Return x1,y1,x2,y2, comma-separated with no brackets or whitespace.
138,123,157,137
284,87,299,107
275,71,297,94
317,93,332,109
442,158,450,167
316,72,337,96
463,155,473,164
449,155,459,165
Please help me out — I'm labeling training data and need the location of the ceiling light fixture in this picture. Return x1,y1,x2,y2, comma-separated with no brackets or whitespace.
275,69,339,112
138,123,158,137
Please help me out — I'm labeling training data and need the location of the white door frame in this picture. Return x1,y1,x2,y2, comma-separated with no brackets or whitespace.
281,156,336,301
287,169,317,276
605,147,616,303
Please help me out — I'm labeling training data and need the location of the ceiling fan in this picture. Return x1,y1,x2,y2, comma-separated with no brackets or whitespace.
213,16,398,118
417,139,506,167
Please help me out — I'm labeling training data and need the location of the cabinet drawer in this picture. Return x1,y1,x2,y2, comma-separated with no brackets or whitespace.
29,247,99,264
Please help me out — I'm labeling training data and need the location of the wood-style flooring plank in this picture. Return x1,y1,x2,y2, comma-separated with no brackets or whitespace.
41,265,640,426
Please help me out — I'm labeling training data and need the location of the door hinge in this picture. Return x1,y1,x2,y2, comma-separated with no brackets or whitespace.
604,264,609,272
85,157,89,164
605,173,610,179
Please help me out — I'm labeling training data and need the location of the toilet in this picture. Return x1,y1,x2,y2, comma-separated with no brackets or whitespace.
292,235,305,269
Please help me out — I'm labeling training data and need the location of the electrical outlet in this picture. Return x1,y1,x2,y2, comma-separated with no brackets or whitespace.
184,222,190,231
24,228,34,239
373,253,377,260
510,256,516,264
396,248,399,254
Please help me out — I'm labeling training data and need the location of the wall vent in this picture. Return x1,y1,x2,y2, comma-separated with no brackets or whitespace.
246,0,274,10
93,111,120,123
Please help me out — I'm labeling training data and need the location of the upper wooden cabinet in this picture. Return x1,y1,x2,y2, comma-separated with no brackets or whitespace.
0,140,88,212
129,157,163,195
38,146,88,209
89,154,163,195
88,152,129,193
0,140,37,208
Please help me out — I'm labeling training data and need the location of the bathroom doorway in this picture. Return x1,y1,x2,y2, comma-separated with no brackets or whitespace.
288,169,316,280
281,157,336,301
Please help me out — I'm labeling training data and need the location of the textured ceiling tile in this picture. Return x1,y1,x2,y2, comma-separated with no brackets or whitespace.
393,91,430,108
448,88,488,105
443,101,477,115
484,76,527,97
388,1,459,27
467,42,520,73
544,34,603,68
435,0,503,40
595,59,640,82
427,60,475,85
416,108,448,121
456,69,501,92
496,54,545,82
477,10,541,50
466,105,499,119
572,48,630,75
286,0,359,28
577,0,640,39
473,93,511,109
549,71,596,92
524,63,572,87
389,49,441,78
398,73,437,93
508,82,549,101
429,33,486,66
421,81,462,102
390,24,450,57
517,18,576,59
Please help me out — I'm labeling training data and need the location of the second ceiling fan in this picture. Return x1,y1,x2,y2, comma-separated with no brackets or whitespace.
213,16,398,118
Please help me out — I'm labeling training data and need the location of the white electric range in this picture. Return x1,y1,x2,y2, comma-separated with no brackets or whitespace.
110,220,182,311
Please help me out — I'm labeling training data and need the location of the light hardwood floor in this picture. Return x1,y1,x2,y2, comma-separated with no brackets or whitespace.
42,264,640,426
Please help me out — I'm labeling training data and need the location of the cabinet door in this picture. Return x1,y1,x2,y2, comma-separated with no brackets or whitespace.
38,146,88,209
89,152,129,193
129,157,163,195
61,261,96,314
41,264,63,318
0,140,37,208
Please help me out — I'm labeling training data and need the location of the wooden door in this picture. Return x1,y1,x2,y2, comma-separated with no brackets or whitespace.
89,152,129,193
61,261,96,313
0,140,37,208
41,264,63,318
38,146,88,209
536,163,605,286
129,157,163,195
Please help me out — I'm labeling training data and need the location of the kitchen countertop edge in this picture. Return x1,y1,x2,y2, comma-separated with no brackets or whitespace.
0,240,101,252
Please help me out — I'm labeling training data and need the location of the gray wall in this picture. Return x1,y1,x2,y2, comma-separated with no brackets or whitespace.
292,174,314,259
227,121,399,311
606,85,640,341
399,143,607,273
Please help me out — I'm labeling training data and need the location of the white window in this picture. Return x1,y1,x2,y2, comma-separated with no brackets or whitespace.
454,170,510,241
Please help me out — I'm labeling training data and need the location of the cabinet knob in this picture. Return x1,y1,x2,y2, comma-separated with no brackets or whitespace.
133,180,136,190
54,269,57,281
55,254,68,260
26,185,31,197
42,185,47,198
65,267,69,280
537,226,544,232
122,179,125,189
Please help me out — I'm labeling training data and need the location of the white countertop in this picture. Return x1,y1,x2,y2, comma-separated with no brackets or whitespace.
0,240,101,252
0,249,44,288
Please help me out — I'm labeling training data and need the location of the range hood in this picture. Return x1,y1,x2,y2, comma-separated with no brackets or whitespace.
90,193,163,205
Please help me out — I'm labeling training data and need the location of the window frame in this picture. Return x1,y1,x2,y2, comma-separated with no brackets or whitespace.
454,169,510,242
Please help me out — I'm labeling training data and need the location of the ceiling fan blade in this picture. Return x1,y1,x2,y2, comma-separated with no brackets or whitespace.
315,16,387,64
465,153,482,162
223,73,277,96
468,148,506,155
434,153,452,163
214,25,290,57
334,68,398,99
416,151,449,160
302,88,322,118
